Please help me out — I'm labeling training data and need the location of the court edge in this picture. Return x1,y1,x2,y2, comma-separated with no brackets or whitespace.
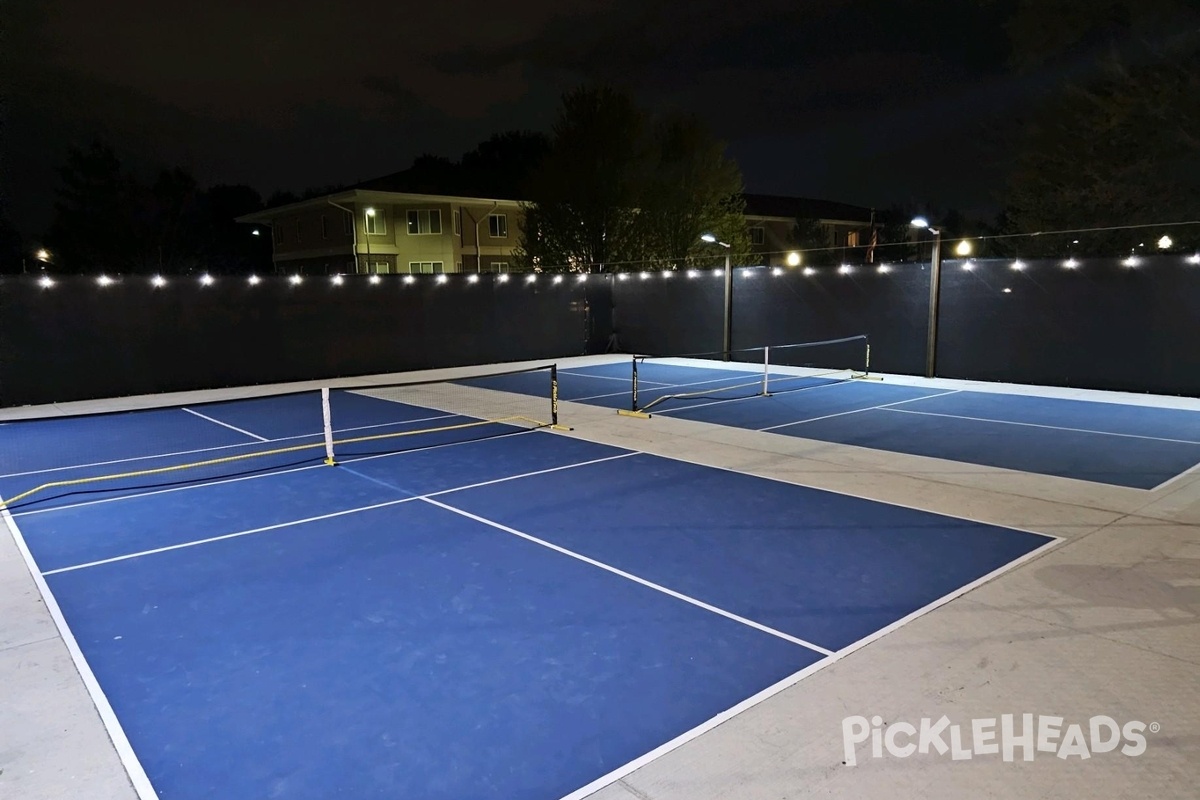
0,503,158,800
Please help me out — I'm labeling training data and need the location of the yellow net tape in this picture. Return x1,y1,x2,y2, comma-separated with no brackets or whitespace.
0,415,546,509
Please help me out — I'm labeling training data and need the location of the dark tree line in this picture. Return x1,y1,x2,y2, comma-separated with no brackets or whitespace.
30,140,271,274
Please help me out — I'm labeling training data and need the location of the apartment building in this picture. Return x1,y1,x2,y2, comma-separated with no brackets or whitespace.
238,189,877,274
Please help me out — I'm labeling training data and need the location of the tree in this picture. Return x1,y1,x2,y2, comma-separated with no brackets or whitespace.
200,184,269,273
460,131,551,199
47,140,138,272
635,113,748,269
515,87,749,272
791,218,836,265
516,86,650,272
997,0,1200,254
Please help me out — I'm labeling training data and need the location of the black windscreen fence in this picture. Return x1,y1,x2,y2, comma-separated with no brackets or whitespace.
0,274,612,406
1,254,1196,407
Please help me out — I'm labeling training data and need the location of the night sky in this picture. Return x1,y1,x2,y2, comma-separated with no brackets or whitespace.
5,0,1029,236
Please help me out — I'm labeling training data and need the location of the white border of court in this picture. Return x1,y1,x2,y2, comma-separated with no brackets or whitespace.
0,504,158,800
557,533,1061,800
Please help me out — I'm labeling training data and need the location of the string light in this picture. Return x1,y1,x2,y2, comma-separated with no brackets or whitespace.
1187,254,1200,265
403,275,416,284
1157,235,1173,250
552,275,563,284
525,274,537,283
686,270,699,278
576,273,588,282
1002,288,1013,293
876,264,891,274
1063,258,1080,269
38,275,55,289
435,274,448,284
955,240,973,256
1122,256,1140,268
786,252,801,267
662,270,674,278
247,274,261,286
331,274,344,285
1010,260,1026,271
961,260,975,271
639,271,650,280
617,273,629,281
288,274,303,285
368,274,381,285
838,264,852,274
771,267,784,276
151,275,167,288
497,274,510,283
741,268,755,278
803,267,816,276
467,274,479,284
199,273,215,286
96,274,114,287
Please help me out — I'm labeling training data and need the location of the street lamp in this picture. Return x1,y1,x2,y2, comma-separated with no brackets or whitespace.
911,217,943,378
701,233,733,360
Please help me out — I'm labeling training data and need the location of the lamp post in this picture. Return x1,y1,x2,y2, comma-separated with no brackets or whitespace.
911,217,942,378
701,233,733,360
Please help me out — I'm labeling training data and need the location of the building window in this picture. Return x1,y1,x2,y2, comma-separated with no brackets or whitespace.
342,212,352,235
846,230,859,248
453,210,461,236
365,210,385,235
749,226,765,245
488,214,508,238
295,219,302,244
273,225,283,245
371,261,390,274
408,261,444,274
321,215,329,239
492,261,510,273
406,209,442,235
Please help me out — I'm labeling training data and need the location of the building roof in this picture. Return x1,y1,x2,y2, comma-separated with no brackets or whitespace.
742,194,875,223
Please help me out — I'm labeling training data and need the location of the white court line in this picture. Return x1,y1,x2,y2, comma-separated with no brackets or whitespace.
559,532,1061,800
757,389,963,432
559,369,671,388
880,407,1200,446
0,505,159,800
0,412,461,480
41,452,637,575
653,375,852,416
11,426,543,518
1148,458,1200,493
421,496,836,657
182,407,268,441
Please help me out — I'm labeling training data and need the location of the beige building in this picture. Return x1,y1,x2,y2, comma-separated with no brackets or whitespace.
237,190,524,275
238,189,878,274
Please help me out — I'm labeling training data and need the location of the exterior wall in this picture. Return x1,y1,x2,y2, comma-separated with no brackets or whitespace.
455,201,523,272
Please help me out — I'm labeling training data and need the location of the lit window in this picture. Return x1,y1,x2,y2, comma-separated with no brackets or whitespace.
492,261,509,273
749,226,765,246
846,230,859,248
408,261,444,274
453,210,461,236
365,210,385,235
489,214,508,238
406,209,442,235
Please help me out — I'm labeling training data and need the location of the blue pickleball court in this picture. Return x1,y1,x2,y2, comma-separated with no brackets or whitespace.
1,379,1055,800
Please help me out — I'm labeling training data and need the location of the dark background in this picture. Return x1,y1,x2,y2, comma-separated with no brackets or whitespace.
3,254,1196,407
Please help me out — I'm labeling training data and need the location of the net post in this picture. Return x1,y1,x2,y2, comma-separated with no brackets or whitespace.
631,357,639,411
320,387,337,466
762,346,770,396
550,364,559,426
